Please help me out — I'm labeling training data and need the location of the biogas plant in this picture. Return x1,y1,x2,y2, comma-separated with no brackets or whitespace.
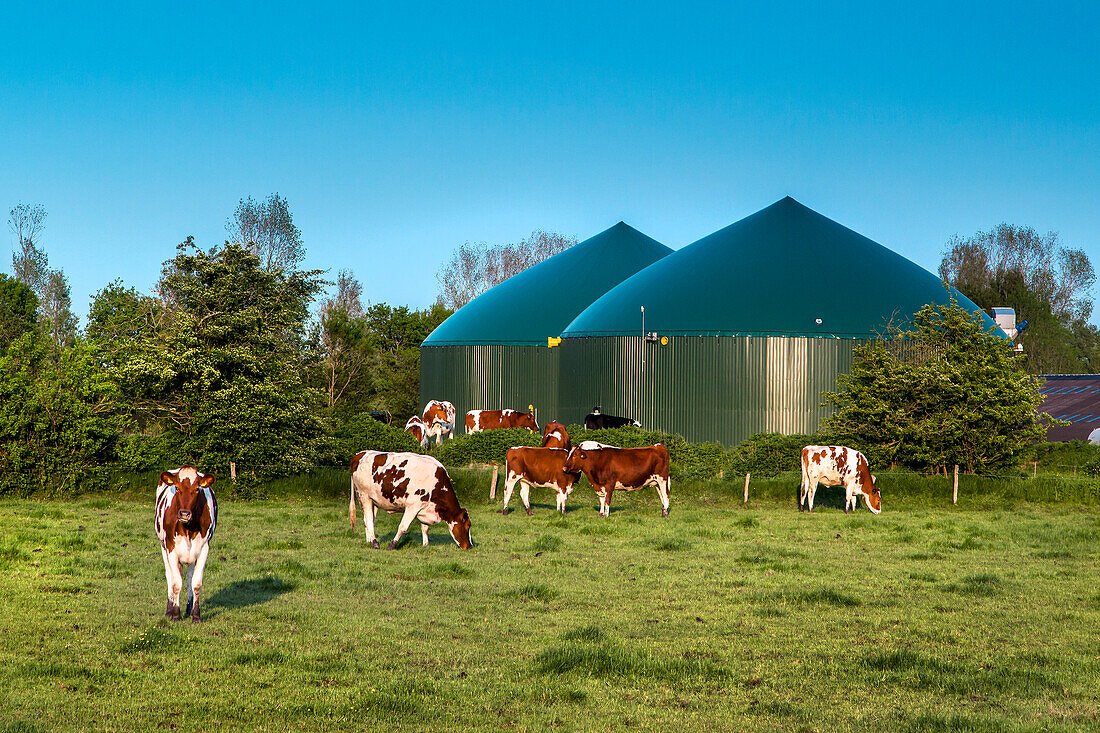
421,198,1001,445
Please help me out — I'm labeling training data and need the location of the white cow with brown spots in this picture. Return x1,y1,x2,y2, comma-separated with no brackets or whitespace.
349,451,472,549
422,400,456,446
800,445,881,514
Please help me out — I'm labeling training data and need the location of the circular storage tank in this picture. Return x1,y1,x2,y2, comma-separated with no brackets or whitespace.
558,197,1002,445
421,222,672,429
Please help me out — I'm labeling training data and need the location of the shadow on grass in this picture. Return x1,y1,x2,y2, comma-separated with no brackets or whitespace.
205,575,296,616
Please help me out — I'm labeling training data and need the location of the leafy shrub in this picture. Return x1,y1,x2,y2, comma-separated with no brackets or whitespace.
434,428,541,467
727,433,813,478
319,412,424,467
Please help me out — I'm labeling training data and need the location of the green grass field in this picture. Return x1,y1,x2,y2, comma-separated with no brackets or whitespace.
1,474,1098,732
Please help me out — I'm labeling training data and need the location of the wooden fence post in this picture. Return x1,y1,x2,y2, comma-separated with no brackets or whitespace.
230,462,237,482
490,465,499,501
952,464,959,505
743,473,750,504
1033,461,1038,478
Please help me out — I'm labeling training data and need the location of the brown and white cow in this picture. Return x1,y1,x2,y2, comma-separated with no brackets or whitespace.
503,446,580,515
405,415,429,449
465,409,539,434
541,421,571,451
349,451,473,549
799,445,881,514
563,444,670,517
154,466,218,622
422,400,456,446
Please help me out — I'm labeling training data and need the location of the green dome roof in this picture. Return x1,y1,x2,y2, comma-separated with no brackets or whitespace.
423,222,672,346
563,198,1001,338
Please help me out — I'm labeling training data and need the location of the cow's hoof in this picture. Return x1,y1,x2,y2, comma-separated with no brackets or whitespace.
500,508,508,515
191,616,202,624
371,540,380,549
662,509,669,518
525,509,533,516
387,541,398,551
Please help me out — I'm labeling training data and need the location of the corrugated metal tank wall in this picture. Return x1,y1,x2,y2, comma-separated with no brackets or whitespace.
420,345,559,433
557,336,861,445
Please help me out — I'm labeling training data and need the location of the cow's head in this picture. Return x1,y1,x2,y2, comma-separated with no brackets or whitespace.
447,508,473,549
518,412,539,432
161,466,214,524
862,473,881,514
563,447,590,474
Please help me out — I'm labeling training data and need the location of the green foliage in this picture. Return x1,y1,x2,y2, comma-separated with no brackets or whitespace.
319,412,425,467
0,274,39,349
434,428,542,466
88,240,327,477
727,432,821,478
0,334,131,496
824,300,1049,475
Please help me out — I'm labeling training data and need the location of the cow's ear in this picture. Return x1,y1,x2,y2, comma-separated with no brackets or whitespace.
199,473,215,488
871,474,877,484
160,471,177,488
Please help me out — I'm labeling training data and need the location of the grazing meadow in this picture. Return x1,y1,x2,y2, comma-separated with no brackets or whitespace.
1,472,1098,731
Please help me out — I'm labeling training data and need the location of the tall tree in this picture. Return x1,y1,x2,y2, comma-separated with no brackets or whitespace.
8,203,48,295
315,270,371,410
940,223,1096,324
226,193,305,272
823,300,1050,475
7,203,77,352
435,230,576,309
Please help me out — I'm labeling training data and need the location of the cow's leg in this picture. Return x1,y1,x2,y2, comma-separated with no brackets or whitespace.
165,551,183,621
602,489,614,517
501,475,516,515
556,489,567,514
808,484,816,513
388,505,420,550
161,547,182,620
420,522,431,547
188,541,211,622
655,477,670,518
799,475,807,512
520,481,533,516
364,500,380,549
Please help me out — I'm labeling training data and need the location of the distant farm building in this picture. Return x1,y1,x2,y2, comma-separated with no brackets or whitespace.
1039,376,1100,443
422,198,1001,444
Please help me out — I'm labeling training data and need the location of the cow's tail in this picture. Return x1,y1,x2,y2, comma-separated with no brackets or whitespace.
349,476,357,529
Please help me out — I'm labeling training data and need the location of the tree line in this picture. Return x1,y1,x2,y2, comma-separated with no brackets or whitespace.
1,197,575,495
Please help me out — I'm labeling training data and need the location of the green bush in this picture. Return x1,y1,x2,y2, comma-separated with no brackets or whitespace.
434,428,542,467
319,412,425,467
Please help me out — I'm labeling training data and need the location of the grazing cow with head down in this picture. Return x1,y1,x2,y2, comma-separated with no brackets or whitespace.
800,445,881,514
155,466,218,622
503,446,580,515
405,416,430,449
541,421,571,451
584,409,641,430
349,451,473,549
422,400,456,446
564,444,670,517
465,409,539,434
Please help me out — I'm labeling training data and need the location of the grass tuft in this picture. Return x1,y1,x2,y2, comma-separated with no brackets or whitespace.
562,625,605,642
124,625,178,653
769,588,862,607
735,516,760,528
942,573,1003,595
532,534,563,552
652,537,691,551
507,584,559,602
424,562,474,579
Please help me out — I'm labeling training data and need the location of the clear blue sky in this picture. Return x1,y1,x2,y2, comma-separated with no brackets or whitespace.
2,1,1097,324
